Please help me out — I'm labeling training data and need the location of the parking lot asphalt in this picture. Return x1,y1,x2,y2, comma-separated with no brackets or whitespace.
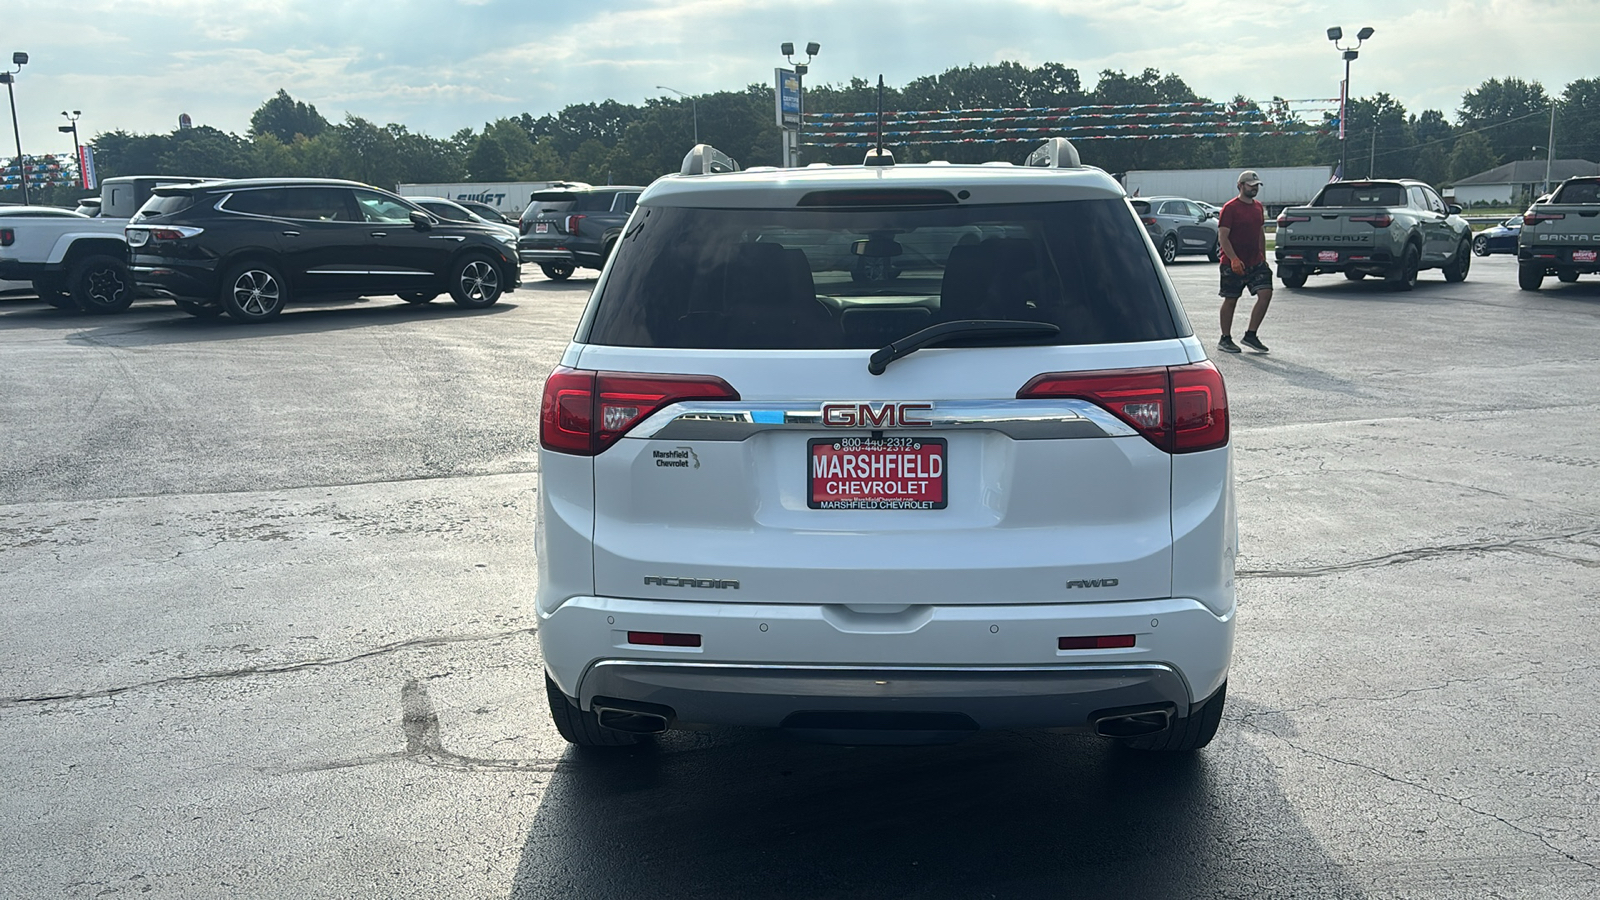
2,257,1598,898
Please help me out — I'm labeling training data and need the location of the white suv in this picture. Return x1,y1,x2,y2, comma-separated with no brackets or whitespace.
536,140,1235,752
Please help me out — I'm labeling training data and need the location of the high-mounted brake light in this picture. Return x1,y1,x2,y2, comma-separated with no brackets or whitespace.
1017,361,1228,454
1524,211,1565,226
1277,213,1310,226
1350,214,1393,227
540,367,741,456
565,214,585,235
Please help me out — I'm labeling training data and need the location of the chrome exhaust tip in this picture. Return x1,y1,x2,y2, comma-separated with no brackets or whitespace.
1092,706,1173,739
594,704,671,735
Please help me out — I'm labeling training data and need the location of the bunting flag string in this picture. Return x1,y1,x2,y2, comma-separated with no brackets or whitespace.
805,130,1326,148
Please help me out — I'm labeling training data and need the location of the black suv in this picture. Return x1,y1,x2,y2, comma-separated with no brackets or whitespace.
517,184,645,281
126,178,521,322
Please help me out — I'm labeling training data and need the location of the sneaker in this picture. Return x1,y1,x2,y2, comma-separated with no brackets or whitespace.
1217,335,1241,354
1241,332,1269,353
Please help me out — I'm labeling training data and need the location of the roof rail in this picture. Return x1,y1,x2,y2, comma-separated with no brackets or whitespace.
1024,138,1082,169
680,144,740,176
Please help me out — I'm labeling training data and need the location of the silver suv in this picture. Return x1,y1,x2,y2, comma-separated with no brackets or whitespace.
536,140,1236,752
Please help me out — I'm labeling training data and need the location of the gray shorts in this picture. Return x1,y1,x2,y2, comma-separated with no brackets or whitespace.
1220,262,1273,299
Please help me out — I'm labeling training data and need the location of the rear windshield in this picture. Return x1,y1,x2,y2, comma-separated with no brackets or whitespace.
1130,200,1151,214
131,193,194,220
1314,184,1404,207
525,191,619,218
581,199,1184,350
1552,179,1600,204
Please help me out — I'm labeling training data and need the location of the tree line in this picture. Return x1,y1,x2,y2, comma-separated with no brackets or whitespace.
9,66,1598,207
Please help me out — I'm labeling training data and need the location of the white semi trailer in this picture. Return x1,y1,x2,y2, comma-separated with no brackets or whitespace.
395,181,562,218
1123,166,1334,209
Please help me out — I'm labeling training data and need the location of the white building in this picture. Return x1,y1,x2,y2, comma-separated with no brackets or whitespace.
1450,159,1599,206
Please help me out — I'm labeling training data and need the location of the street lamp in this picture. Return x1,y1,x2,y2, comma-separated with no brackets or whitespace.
655,86,697,145
59,110,82,189
1,51,29,205
780,41,820,166
1327,26,1374,181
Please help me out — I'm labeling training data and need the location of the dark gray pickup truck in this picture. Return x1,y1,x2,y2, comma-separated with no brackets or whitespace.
1274,179,1473,291
1518,176,1600,290
516,184,645,281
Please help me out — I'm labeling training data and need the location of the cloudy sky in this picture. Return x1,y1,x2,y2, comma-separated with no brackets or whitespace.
10,0,1596,155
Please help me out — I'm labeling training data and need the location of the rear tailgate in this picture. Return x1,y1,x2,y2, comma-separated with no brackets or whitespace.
1523,181,1600,265
578,343,1185,607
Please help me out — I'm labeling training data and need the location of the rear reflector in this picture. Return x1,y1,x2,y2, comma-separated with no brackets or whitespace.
628,631,702,647
1017,361,1228,453
1060,635,1136,650
540,367,740,455
0,228,12,247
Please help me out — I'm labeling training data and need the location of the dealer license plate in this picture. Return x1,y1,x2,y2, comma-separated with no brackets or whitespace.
1574,249,1598,263
1318,250,1340,263
809,437,947,510
535,222,550,234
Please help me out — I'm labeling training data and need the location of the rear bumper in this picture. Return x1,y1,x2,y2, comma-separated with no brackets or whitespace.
130,258,216,301
540,595,1234,732
518,246,576,264
1276,246,1394,273
1519,246,1600,273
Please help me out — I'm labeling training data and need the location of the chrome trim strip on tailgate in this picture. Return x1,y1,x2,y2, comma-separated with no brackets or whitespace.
633,400,1136,442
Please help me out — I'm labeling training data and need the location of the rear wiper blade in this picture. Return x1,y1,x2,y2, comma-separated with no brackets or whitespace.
868,319,1061,375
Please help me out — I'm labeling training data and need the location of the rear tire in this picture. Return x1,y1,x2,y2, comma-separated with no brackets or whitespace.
540,262,574,281
1442,239,1471,283
1518,263,1544,291
1160,234,1178,265
1344,271,1366,281
69,254,134,314
448,254,503,308
220,261,288,322
545,673,639,747
1557,269,1580,284
1122,682,1226,752
1279,267,1308,289
1387,244,1420,292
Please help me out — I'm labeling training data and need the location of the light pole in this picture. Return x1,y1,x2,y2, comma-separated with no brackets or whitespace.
780,41,820,166
1,51,30,205
59,110,81,190
1327,26,1374,181
655,86,697,145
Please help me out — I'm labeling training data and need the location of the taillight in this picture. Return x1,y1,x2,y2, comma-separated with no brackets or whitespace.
1524,211,1565,226
539,367,741,456
1140,216,1158,226
0,227,12,247
1277,213,1310,226
150,226,204,241
1350,214,1393,227
1016,361,1228,454
565,213,585,235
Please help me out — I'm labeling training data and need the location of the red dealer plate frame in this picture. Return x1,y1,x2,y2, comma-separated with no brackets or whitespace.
1574,249,1598,263
808,437,947,510
1318,250,1340,263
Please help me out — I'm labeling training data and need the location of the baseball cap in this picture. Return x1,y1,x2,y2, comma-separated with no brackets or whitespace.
1238,170,1263,186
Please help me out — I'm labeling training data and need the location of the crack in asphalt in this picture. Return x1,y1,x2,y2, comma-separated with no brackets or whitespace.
1267,734,1600,874
1239,526,1600,579
1233,677,1494,725
0,626,538,708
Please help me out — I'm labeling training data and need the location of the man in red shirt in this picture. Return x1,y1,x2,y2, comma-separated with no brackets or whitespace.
1216,170,1272,353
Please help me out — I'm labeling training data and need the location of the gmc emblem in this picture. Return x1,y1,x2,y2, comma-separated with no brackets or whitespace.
821,402,933,428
